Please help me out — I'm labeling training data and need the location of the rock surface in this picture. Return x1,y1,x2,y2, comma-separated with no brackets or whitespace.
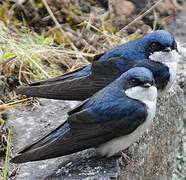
7,82,184,180
7,1,186,179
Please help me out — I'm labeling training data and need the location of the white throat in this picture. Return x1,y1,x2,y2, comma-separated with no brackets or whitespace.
149,50,180,63
125,86,157,103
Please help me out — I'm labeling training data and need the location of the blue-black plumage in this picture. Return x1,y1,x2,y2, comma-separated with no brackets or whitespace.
16,30,179,100
11,67,157,163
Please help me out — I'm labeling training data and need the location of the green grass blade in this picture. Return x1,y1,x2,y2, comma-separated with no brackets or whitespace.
3,129,11,180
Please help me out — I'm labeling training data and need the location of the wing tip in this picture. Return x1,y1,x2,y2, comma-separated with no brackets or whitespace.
10,155,27,164
10,151,42,164
16,86,29,95
16,86,41,98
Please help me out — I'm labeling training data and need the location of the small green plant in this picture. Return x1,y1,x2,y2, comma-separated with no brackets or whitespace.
3,129,11,180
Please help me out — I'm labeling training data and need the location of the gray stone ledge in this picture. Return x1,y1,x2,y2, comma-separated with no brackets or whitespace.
8,81,184,180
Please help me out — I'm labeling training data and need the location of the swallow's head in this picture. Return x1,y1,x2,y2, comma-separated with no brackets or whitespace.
122,67,157,102
144,30,180,63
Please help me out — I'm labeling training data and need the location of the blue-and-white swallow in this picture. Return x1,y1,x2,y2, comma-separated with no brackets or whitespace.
11,67,157,163
16,30,179,100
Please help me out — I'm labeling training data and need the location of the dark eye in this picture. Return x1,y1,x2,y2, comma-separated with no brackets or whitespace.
131,78,140,85
150,42,159,49
131,79,137,83
146,42,163,57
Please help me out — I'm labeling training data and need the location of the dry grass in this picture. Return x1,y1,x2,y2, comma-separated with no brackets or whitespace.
0,9,125,87
0,0,170,92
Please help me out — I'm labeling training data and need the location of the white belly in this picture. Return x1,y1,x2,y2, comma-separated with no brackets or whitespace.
96,100,156,157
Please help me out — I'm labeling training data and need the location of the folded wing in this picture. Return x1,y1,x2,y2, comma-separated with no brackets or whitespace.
16,57,133,100
11,96,146,163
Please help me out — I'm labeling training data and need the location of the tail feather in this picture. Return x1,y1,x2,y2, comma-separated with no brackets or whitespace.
16,58,124,100
16,76,109,100
10,131,71,163
18,122,69,154
10,130,94,163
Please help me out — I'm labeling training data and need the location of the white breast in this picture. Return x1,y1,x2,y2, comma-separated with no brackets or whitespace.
96,86,157,157
163,61,177,92
149,50,180,94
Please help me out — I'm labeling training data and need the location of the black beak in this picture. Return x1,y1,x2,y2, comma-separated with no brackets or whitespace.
163,46,172,52
142,83,152,88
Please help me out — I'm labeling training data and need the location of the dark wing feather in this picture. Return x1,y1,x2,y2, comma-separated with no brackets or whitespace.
14,100,89,154
16,57,124,100
16,121,69,154
11,99,146,163
28,66,87,86
16,76,94,100
13,102,89,155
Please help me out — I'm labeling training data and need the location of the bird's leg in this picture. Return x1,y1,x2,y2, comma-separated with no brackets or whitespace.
115,151,134,163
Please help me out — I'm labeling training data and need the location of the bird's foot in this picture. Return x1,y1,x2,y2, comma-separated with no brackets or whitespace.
115,151,134,163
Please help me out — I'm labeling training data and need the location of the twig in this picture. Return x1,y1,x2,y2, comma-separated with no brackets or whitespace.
0,104,27,110
0,98,31,110
152,9,158,31
18,60,23,85
53,49,96,57
1,98,32,106
27,56,51,78
118,0,163,33
42,0,88,63
0,98,32,110
42,0,77,51
83,21,120,40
